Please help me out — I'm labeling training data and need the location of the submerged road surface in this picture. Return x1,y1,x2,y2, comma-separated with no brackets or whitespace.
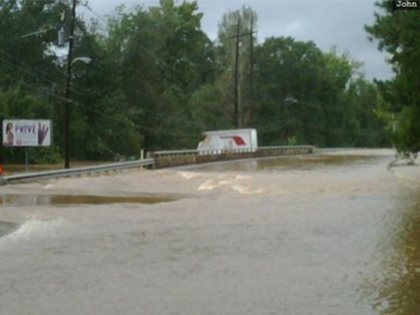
0,149,419,315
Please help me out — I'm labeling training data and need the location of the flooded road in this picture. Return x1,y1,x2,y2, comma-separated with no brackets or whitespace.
0,149,419,315
191,151,378,172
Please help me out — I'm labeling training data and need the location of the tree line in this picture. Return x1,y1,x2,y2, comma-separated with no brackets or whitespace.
0,0,394,164
366,0,420,155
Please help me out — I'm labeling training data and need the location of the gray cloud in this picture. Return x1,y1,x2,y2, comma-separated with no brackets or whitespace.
85,0,393,80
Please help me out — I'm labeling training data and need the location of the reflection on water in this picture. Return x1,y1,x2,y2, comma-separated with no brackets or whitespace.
372,194,420,315
0,194,179,206
0,221,18,238
195,154,377,172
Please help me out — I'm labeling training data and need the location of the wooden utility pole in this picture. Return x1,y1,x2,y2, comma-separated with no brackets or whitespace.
64,0,76,169
229,16,256,129
250,13,254,96
234,19,240,129
247,13,255,128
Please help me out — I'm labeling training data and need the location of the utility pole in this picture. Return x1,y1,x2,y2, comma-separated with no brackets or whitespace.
229,16,256,129
250,13,254,96
247,13,255,129
64,0,76,169
234,19,240,129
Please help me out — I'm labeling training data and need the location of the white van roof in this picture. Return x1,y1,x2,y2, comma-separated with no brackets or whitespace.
203,129,256,136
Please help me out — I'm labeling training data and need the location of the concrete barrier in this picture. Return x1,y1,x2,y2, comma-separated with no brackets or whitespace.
152,145,314,168
1,146,314,184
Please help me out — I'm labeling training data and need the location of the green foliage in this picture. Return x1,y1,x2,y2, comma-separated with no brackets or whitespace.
393,106,420,153
251,37,387,147
366,0,420,153
287,136,297,146
102,0,213,151
190,83,233,131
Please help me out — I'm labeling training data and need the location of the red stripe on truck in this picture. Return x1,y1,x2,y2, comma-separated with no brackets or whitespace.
220,136,246,146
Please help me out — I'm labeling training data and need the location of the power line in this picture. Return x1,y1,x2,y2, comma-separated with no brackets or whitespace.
0,50,66,85
0,51,192,128
14,78,202,143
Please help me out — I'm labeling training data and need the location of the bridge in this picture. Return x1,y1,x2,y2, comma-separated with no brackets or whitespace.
0,145,314,185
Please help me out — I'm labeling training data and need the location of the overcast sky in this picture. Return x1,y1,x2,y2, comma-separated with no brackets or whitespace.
83,0,393,81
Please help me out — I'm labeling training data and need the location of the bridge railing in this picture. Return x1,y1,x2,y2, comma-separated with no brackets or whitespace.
151,145,314,168
0,145,314,184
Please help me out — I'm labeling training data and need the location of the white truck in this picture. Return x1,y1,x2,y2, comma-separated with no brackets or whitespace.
197,129,258,153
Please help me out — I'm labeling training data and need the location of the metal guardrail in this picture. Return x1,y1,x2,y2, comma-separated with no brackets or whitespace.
2,158,154,185
0,146,314,184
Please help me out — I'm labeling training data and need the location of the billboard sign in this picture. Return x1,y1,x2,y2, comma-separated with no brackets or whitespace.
2,120,52,147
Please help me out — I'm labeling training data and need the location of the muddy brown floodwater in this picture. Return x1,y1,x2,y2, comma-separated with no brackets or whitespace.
0,193,180,207
0,149,419,315
0,220,18,238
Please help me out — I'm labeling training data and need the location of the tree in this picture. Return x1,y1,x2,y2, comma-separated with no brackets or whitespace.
0,1,392,165
104,0,214,151
366,0,420,153
0,0,64,163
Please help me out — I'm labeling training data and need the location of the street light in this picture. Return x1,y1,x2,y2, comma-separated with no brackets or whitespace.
72,57,92,65
63,55,91,169
20,0,89,169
